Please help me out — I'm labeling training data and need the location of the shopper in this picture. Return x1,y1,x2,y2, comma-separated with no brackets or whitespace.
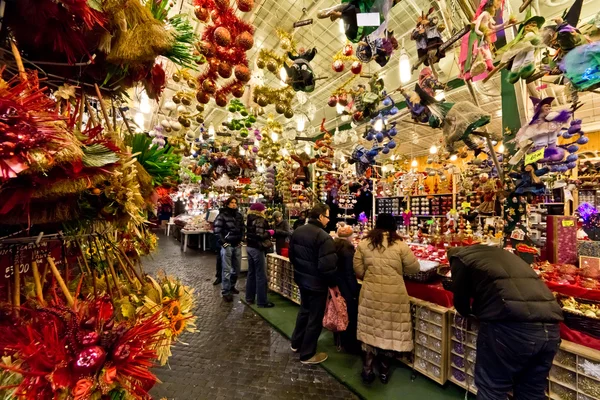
293,211,307,230
213,253,222,286
213,196,245,302
272,211,291,255
245,203,275,308
448,245,563,400
353,213,420,384
333,223,360,354
289,204,337,364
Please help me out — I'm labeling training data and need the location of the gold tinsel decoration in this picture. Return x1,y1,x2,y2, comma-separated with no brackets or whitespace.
257,49,287,71
331,74,359,97
276,28,297,53
252,85,294,107
332,48,359,63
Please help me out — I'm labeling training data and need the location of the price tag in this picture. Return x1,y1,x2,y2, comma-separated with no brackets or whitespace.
525,147,545,165
291,184,302,192
562,220,575,227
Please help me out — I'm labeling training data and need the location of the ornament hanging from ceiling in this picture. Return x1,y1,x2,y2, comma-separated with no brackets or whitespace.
284,47,319,92
410,8,446,73
194,0,255,105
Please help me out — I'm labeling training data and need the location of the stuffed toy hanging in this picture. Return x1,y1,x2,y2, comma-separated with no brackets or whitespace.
356,30,398,67
459,0,516,81
411,8,446,69
494,13,546,83
283,48,318,92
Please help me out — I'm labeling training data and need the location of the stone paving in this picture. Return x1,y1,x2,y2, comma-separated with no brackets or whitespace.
145,234,358,400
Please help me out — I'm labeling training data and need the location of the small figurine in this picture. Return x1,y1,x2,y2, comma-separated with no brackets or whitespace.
418,67,446,97
411,8,446,70
356,30,398,67
494,14,546,83
284,47,318,92
459,0,516,81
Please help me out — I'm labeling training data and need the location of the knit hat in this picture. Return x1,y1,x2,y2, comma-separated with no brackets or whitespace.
337,223,354,238
273,211,282,219
250,203,266,212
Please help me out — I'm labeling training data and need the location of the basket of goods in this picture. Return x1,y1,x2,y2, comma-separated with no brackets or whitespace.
558,296,600,339
437,266,453,291
405,260,440,283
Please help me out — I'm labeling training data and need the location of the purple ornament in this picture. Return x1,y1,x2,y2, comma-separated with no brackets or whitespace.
577,136,589,145
568,124,581,134
567,144,579,153
567,162,577,169
566,154,578,162
382,147,390,154
252,146,259,153
382,97,392,107
389,107,399,115
543,146,565,162
556,165,569,173
388,140,396,149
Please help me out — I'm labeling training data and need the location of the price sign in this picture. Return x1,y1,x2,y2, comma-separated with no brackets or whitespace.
562,220,575,227
525,147,545,165
291,184,303,192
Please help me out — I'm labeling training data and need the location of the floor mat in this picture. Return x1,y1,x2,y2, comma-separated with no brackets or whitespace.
245,293,474,400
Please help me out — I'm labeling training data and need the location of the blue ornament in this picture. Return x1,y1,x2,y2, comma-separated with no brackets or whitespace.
366,133,374,141
367,149,379,158
567,144,579,153
388,127,397,136
382,147,390,154
387,140,396,149
376,132,384,142
577,136,589,145
562,132,574,139
566,154,579,162
389,107,399,115
382,97,392,107
192,152,198,158
567,162,577,169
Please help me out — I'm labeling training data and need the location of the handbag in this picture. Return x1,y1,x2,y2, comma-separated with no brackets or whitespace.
322,287,349,332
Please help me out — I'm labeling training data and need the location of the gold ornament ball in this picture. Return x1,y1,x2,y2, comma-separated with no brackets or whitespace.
281,38,291,50
202,79,217,94
256,96,269,107
172,72,181,82
181,96,192,106
196,104,204,112
275,103,286,114
173,94,182,104
196,115,205,124
266,60,278,73
284,108,294,118
256,59,266,69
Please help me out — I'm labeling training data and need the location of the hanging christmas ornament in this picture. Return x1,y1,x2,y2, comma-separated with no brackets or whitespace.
202,79,217,94
196,90,210,104
218,62,232,78
194,6,209,22
198,41,215,57
235,65,251,82
332,60,344,72
214,26,232,47
338,92,348,106
172,72,181,82
214,0,229,10
236,0,254,12
343,43,354,56
231,84,245,98
256,95,269,107
256,59,266,69
266,60,278,73
351,61,362,74
275,103,286,114
328,95,338,107
284,108,294,118
73,346,106,376
196,104,204,112
236,31,254,51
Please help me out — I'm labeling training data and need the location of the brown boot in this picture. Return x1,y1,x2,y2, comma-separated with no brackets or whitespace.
361,351,376,384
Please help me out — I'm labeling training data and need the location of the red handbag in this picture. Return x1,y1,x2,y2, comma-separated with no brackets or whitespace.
322,287,349,332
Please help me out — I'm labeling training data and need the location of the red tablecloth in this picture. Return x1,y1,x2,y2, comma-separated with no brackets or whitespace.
545,281,600,302
405,281,454,308
560,322,600,351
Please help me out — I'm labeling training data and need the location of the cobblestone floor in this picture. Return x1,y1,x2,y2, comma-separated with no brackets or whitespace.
144,235,358,400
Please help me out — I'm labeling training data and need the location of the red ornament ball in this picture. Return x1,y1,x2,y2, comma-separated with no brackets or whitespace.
194,6,209,22
232,84,245,98
234,65,251,82
328,95,338,107
198,41,215,57
351,61,362,75
236,31,254,51
342,44,353,56
332,60,344,72
196,90,210,104
217,62,232,78
202,79,217,94
214,26,232,47
216,93,228,107
73,346,106,376
214,0,229,10
236,0,254,12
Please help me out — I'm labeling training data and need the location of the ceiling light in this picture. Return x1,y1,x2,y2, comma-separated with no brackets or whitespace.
450,154,458,161
374,118,383,132
339,19,345,34
296,116,306,131
336,103,344,114
304,143,311,154
430,145,438,154
208,123,215,138
279,67,287,83
134,112,145,129
271,131,278,142
399,42,411,84
498,143,505,153
434,90,445,101
411,158,418,167
139,91,151,113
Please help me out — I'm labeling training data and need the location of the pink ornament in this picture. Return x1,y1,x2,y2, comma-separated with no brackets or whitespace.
73,346,106,376
252,146,259,153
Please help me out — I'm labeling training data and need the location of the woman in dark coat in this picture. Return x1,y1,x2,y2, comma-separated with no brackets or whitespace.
333,223,361,354
272,211,291,255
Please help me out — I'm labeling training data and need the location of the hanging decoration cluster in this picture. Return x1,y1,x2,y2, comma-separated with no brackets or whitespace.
194,0,256,106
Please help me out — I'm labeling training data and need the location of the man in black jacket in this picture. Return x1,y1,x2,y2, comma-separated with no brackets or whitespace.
245,203,275,308
214,197,245,302
449,245,564,400
289,204,337,364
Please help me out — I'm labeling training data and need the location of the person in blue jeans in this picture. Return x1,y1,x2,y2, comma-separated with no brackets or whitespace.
449,245,564,400
245,203,275,308
213,197,245,302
